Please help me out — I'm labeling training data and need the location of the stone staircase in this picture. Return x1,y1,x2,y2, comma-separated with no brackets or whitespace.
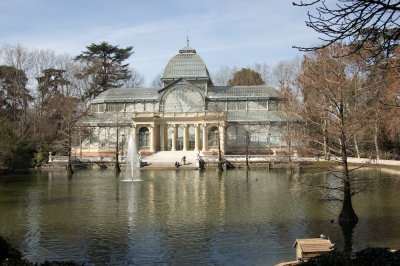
143,151,200,164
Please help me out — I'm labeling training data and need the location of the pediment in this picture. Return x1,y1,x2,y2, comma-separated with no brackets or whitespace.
158,78,205,100
158,78,205,113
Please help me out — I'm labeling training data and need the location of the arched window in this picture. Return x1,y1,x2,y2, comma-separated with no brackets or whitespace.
161,85,204,112
227,126,237,148
139,127,150,147
208,126,219,148
269,126,281,146
249,125,268,147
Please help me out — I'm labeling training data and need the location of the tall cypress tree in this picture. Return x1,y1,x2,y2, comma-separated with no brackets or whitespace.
75,42,133,99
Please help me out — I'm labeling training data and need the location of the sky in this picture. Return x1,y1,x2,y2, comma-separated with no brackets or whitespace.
0,0,320,86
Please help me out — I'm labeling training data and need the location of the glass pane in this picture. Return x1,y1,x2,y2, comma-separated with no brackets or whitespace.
177,125,184,150
217,102,226,111
207,102,217,111
188,125,195,150
135,103,144,112
208,126,219,147
162,85,204,112
248,101,258,110
238,102,246,110
227,102,236,110
125,104,134,112
145,103,154,112
269,101,276,111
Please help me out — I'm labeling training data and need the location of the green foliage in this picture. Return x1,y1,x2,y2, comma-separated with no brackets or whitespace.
36,68,70,101
0,120,30,169
75,41,133,99
32,150,49,166
0,65,32,121
228,68,264,86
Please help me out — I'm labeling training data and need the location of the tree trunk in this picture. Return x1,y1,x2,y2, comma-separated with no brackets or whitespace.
354,135,360,159
67,159,74,176
338,114,358,225
115,125,121,173
374,118,380,161
217,124,224,172
323,117,328,159
339,176,358,225
287,120,292,163
340,221,356,255
245,131,250,170
67,127,74,176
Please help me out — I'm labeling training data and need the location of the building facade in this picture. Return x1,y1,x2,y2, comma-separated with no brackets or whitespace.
74,44,290,158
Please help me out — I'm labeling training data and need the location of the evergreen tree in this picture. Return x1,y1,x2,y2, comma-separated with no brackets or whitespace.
0,65,32,137
228,68,264,86
36,68,70,113
75,42,133,99
0,119,30,169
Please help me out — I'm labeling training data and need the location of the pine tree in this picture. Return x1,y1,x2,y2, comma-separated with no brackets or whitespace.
75,42,133,99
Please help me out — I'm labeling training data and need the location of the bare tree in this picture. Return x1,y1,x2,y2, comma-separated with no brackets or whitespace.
252,63,273,86
296,44,371,225
122,68,145,88
293,0,400,59
212,66,237,86
273,58,302,162
151,72,163,87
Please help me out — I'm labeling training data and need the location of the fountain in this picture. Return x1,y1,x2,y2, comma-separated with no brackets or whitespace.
123,132,142,182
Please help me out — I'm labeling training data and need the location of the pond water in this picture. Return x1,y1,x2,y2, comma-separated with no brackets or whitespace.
0,168,399,265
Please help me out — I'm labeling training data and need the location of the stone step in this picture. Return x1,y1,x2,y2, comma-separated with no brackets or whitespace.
143,151,200,163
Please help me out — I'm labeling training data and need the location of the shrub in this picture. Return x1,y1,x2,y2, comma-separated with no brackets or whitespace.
299,247,400,266
299,250,351,265
0,121,30,169
0,236,23,262
352,247,400,266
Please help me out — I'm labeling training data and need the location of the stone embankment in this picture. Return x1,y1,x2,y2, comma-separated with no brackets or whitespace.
41,153,400,171
302,156,400,166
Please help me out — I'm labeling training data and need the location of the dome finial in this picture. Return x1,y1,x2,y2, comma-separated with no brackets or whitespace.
179,32,196,54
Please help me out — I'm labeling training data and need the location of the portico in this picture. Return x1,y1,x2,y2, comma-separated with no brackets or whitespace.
131,111,226,154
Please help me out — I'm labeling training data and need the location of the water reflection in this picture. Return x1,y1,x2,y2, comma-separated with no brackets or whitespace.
340,222,356,254
0,168,398,265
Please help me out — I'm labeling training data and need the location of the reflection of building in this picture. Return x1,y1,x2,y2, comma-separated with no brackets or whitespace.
75,44,290,158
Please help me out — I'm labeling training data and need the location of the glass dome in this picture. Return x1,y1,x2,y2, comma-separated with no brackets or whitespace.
162,45,210,80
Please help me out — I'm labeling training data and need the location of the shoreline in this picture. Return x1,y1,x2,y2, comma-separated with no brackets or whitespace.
2,159,400,175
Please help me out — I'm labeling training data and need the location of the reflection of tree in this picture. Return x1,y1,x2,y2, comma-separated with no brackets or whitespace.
340,222,356,255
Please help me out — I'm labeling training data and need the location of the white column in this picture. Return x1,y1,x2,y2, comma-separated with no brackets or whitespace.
160,124,165,151
219,124,226,154
183,124,189,151
171,124,177,151
150,124,156,152
202,124,208,152
132,125,138,151
195,124,200,151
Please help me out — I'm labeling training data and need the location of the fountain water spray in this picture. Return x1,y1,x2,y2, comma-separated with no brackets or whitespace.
124,132,142,181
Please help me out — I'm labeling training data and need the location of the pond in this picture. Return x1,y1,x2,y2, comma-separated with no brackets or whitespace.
0,168,399,265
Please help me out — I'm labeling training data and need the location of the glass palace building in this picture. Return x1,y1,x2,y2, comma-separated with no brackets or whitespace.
75,44,289,158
